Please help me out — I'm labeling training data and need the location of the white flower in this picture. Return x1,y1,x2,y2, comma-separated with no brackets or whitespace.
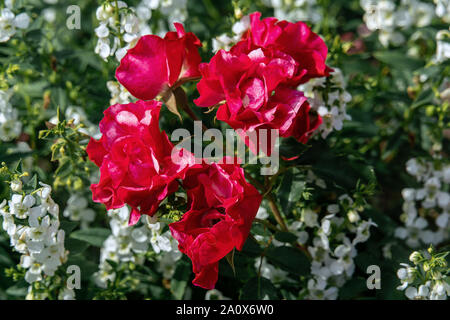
327,204,340,214
63,193,96,228
435,0,450,23
1,180,70,299
0,9,17,42
205,289,230,300
299,68,351,138
353,219,377,245
436,211,449,228
256,206,269,219
402,188,416,201
302,208,318,227
397,267,409,280
95,37,111,60
405,285,429,299
0,89,22,141
107,81,133,105
436,29,450,63
42,8,56,23
58,288,75,300
256,257,289,284
95,22,109,38
13,13,30,29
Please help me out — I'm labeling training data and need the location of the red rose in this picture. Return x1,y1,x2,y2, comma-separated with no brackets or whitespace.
194,48,299,152
194,48,295,110
116,23,202,101
216,86,322,145
86,100,195,225
194,12,329,148
235,11,332,86
169,160,262,289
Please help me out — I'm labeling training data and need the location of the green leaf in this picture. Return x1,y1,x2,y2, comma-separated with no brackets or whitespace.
373,51,424,71
170,261,191,299
60,220,79,235
55,157,72,178
274,231,298,243
65,238,90,255
339,277,368,299
278,169,306,215
240,276,279,300
70,228,111,247
25,174,38,190
265,246,310,276
225,249,236,276
0,246,13,266
5,285,28,297
241,236,263,258
14,159,23,173
411,88,435,110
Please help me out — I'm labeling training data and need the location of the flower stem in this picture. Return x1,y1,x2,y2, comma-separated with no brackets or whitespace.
267,193,312,259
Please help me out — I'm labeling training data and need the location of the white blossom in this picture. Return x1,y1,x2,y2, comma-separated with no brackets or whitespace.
63,193,96,229
0,5,30,43
95,206,181,288
0,89,22,142
360,0,436,47
0,180,70,299
298,68,352,139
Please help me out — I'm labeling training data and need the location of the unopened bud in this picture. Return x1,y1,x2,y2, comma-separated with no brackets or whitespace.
409,251,422,264
11,179,22,192
347,210,360,223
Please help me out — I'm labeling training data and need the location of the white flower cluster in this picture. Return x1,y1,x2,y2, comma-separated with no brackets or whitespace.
255,257,290,285
95,0,188,62
298,68,352,139
254,196,376,300
436,28,450,63
107,80,134,105
42,0,58,24
434,0,450,23
305,195,376,300
0,181,69,287
95,1,135,61
360,0,435,47
397,250,450,300
0,0,30,43
212,15,250,52
95,206,181,288
63,194,96,229
262,0,322,24
395,158,450,248
0,89,22,142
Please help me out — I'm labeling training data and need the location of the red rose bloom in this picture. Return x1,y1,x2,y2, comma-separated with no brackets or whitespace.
234,11,332,86
194,48,295,111
169,160,262,289
194,12,329,147
216,86,322,144
116,23,202,101
86,100,195,225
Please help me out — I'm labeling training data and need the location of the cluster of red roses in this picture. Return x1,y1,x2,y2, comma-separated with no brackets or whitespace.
86,12,330,289
195,12,331,144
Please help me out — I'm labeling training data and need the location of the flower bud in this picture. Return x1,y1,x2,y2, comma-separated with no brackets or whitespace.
11,179,22,192
347,210,360,223
409,251,422,264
